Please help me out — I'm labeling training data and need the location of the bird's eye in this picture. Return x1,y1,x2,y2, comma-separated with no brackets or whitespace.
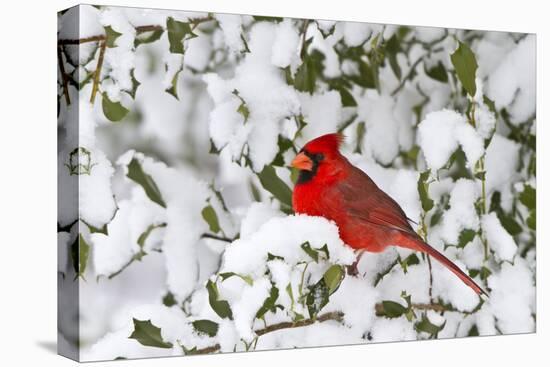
315,153,324,162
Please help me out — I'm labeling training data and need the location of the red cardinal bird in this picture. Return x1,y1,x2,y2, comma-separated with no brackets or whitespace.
291,133,486,295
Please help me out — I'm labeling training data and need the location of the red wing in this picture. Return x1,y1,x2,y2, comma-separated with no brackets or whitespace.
334,165,418,237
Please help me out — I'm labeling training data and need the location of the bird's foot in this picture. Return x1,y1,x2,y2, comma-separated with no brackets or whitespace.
347,261,359,276
347,250,366,277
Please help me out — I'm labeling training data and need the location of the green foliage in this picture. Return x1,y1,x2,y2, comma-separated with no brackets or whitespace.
379,301,407,318
415,315,445,336
323,265,345,295
450,40,478,97
129,319,174,348
256,284,280,319
424,61,448,83
71,234,90,279
166,17,197,54
306,265,344,318
127,158,167,208
134,29,164,47
457,229,477,248
165,66,183,99
295,50,325,94
520,184,536,230
257,165,293,210
219,272,254,286
201,205,221,233
102,93,129,122
137,223,166,253
206,280,233,320
126,70,141,99
162,292,177,307
417,170,434,212
104,25,122,48
300,241,329,262
192,319,219,337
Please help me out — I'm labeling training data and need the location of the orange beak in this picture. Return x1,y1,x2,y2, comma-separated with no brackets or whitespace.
291,152,313,171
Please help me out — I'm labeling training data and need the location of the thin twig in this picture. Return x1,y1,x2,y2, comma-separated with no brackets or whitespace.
190,311,344,355
58,24,164,45
90,40,106,104
57,45,71,105
188,301,467,355
201,233,236,243
427,255,434,302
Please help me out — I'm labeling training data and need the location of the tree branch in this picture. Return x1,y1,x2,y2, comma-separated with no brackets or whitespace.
191,311,344,355
57,44,71,105
90,40,106,104
201,233,237,243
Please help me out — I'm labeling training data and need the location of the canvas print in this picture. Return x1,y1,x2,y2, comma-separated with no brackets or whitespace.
57,4,536,362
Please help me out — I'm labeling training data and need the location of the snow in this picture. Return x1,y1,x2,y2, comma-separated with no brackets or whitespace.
485,135,520,193
475,102,497,139
440,179,480,245
240,202,284,238
299,90,342,142
271,19,300,68
487,35,536,123
83,304,194,361
481,212,517,262
185,33,212,71
418,109,484,171
326,276,378,332
141,155,209,302
342,22,372,46
488,259,535,334
357,92,400,165
370,317,417,343
231,277,271,341
433,259,479,312
215,14,244,53
99,7,137,99
91,195,165,277
221,215,356,277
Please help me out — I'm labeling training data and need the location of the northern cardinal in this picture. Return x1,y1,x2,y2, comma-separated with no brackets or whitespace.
291,133,486,295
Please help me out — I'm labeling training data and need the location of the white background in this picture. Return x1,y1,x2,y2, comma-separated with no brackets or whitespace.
0,0,546,365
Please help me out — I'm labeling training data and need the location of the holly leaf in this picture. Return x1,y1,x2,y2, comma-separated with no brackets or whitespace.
206,280,233,320
129,319,173,349
424,61,448,83
125,69,141,99
323,265,344,295
102,93,129,122
256,285,280,319
417,170,434,212
378,300,407,318
127,158,166,208
165,66,183,99
415,315,446,335
201,205,221,233
219,272,254,286
457,229,477,248
192,320,219,337
104,25,122,48
71,234,90,279
166,17,197,54
450,40,478,97
135,29,164,47
257,165,293,210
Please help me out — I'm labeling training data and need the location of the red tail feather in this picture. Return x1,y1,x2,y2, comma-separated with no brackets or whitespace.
397,234,487,296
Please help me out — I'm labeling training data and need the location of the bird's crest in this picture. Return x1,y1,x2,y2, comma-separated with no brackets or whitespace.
303,133,345,154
